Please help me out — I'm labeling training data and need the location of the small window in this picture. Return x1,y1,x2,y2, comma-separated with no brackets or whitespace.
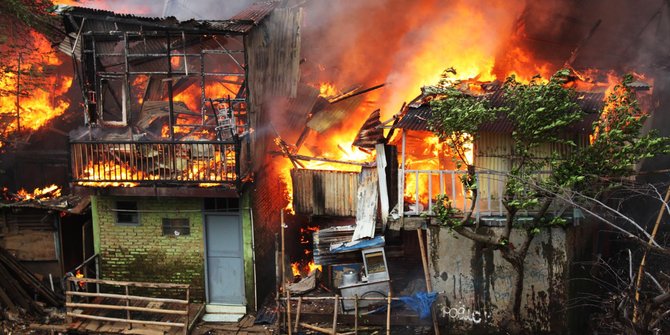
116,201,139,225
162,218,190,236
204,198,239,212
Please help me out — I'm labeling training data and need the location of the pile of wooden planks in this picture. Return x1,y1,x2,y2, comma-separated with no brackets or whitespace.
0,246,63,316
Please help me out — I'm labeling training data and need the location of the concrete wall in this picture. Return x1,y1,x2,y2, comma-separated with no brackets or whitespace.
428,226,568,334
92,196,206,300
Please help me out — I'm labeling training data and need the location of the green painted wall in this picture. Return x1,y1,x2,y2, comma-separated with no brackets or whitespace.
92,196,206,301
91,195,255,308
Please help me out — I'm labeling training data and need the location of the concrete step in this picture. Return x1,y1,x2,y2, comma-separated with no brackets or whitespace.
202,304,246,323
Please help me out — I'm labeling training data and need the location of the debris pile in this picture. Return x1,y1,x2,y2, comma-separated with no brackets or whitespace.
0,247,63,317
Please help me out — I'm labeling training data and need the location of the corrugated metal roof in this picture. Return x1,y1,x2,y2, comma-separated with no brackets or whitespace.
59,2,279,35
231,1,280,24
396,89,605,134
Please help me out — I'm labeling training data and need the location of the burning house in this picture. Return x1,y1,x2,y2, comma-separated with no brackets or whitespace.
0,0,667,334
52,1,302,324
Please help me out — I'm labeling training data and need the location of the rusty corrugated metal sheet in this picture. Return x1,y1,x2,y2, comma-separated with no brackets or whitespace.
395,104,430,131
306,94,366,133
231,1,280,25
312,226,359,265
291,169,359,217
285,85,321,131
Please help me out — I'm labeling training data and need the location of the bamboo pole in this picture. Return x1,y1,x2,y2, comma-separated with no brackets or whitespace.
294,296,302,333
633,184,670,322
332,295,339,335
281,209,291,334
286,288,292,335
299,322,355,335
386,292,392,335
354,294,359,335
418,229,441,335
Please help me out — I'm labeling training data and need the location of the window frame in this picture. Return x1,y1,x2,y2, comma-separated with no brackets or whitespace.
115,200,140,226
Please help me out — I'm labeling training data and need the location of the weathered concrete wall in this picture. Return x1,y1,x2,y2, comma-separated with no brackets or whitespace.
428,226,568,334
92,196,206,301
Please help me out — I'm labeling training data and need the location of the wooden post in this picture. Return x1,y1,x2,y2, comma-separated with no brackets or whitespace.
332,295,339,335
418,228,441,335
354,294,359,335
281,210,290,334
386,292,392,335
184,287,190,335
286,290,292,335
293,296,302,333
65,278,72,325
125,286,132,329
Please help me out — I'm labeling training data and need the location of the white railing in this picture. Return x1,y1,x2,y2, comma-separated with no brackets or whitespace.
398,169,557,219
399,169,509,219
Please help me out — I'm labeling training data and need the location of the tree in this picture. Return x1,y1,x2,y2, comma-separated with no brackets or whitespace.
427,68,669,331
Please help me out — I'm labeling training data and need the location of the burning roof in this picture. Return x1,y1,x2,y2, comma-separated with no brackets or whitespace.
1,185,89,214
395,87,605,134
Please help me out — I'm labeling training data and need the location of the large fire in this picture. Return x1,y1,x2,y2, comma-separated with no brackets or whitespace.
0,31,72,145
272,1,635,214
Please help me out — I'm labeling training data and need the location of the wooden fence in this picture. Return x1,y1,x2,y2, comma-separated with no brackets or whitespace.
65,277,190,335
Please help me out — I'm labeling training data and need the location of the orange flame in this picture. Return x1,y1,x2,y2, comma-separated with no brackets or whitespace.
0,31,72,139
15,184,62,200
318,82,339,99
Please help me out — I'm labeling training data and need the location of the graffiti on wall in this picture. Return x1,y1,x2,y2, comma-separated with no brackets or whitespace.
440,301,492,324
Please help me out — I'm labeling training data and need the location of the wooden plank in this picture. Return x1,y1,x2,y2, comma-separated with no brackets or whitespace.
67,291,188,304
67,276,190,289
67,302,187,315
376,143,389,228
66,312,186,328
1,231,58,261
352,167,379,241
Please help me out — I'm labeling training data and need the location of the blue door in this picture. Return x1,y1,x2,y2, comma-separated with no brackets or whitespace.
205,214,245,305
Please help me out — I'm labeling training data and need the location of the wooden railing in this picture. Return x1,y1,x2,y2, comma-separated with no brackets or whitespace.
70,140,239,185
65,254,99,292
65,277,190,335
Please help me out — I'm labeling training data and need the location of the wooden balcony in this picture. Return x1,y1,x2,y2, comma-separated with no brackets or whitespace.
70,140,240,187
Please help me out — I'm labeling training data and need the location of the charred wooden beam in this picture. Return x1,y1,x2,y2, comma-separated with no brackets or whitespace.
329,83,385,104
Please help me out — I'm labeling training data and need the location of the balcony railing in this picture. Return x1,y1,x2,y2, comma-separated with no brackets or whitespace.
70,141,239,186
399,169,552,218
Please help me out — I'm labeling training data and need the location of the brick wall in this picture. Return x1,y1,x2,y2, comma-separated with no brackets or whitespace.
92,196,206,301
250,159,288,304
